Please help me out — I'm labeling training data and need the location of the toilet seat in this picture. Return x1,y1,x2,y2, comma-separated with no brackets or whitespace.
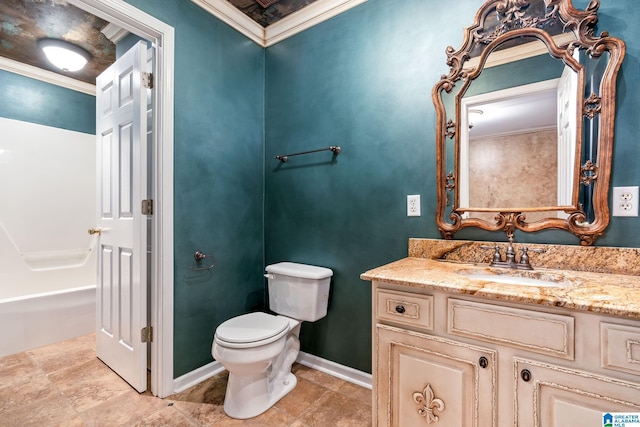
215,312,290,349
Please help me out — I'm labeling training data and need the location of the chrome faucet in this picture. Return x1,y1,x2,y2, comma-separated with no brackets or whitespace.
480,237,544,270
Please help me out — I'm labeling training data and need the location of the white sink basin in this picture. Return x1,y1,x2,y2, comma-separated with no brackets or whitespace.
461,272,576,288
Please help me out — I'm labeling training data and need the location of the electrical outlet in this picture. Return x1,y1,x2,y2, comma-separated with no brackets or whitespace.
407,195,421,217
612,186,639,217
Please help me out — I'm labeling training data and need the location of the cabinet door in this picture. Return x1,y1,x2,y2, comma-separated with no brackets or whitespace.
376,325,497,427
515,358,640,426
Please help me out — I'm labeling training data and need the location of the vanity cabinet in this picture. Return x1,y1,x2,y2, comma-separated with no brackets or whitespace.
376,324,496,426
372,282,640,426
514,358,640,426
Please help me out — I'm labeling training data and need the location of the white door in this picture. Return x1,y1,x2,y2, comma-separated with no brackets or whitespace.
95,41,149,392
557,65,578,211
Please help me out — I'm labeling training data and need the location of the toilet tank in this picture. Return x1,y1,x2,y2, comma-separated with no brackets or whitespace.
265,262,333,322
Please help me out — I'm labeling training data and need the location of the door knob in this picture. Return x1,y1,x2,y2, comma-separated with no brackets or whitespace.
88,228,102,235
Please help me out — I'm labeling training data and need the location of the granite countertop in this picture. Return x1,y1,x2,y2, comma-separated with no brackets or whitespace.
361,239,640,319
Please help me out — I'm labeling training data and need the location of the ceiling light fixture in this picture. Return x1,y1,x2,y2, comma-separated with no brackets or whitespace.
38,38,91,72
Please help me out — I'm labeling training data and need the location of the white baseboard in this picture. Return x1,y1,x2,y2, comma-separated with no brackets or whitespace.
296,351,372,389
172,360,225,394
172,352,372,395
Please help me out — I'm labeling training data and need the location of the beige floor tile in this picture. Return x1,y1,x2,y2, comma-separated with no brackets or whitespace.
58,371,133,413
274,377,329,418
78,389,168,426
292,364,346,391
26,334,97,374
297,389,372,427
2,392,82,427
171,400,226,426
335,381,372,403
211,406,294,426
0,352,40,388
5,334,372,427
134,405,200,426
48,357,115,387
0,371,60,415
171,371,228,405
48,357,132,412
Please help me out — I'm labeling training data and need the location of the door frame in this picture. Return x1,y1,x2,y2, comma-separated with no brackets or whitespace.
68,0,175,398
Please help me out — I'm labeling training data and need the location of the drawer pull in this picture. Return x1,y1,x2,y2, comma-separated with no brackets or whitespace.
395,305,406,314
520,369,532,382
479,356,488,369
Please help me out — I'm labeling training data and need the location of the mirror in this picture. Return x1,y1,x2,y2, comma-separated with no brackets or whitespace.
433,0,625,245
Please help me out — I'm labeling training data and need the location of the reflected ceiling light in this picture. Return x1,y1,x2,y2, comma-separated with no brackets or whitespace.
468,109,483,129
38,38,91,72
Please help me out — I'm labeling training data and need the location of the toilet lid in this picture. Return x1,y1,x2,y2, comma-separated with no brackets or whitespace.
216,312,289,344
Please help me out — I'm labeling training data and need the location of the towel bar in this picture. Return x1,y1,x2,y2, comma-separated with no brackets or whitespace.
275,145,341,163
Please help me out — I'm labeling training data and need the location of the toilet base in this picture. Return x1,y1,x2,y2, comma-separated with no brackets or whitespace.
223,371,297,419
214,317,302,419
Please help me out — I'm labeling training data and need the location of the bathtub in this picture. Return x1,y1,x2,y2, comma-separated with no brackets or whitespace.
0,285,96,357
0,117,97,358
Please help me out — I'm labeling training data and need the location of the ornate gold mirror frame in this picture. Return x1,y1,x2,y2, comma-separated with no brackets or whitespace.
433,0,625,245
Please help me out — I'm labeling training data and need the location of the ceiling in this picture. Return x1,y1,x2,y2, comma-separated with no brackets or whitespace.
0,0,115,84
0,0,317,85
469,89,558,139
228,0,319,27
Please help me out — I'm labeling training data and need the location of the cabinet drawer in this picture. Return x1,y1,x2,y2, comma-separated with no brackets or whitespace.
376,289,433,330
601,322,640,375
448,298,574,359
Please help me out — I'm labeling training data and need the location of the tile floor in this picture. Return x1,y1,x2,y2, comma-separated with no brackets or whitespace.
0,334,372,426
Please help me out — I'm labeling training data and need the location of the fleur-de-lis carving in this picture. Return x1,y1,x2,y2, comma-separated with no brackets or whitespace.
413,384,445,424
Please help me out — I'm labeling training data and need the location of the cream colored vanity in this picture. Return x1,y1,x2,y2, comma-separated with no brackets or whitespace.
362,239,640,426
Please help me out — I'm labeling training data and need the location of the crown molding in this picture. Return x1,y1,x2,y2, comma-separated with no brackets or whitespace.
264,0,367,46
0,56,96,95
191,0,264,45
191,0,368,47
101,22,130,44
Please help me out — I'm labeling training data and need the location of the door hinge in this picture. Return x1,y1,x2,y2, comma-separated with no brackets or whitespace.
141,326,153,343
142,72,153,89
142,199,153,215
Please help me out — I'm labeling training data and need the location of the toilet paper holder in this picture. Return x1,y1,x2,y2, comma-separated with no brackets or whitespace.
190,251,215,271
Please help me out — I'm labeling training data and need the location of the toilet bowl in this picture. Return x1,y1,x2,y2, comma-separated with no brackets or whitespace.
213,312,300,419
212,262,333,419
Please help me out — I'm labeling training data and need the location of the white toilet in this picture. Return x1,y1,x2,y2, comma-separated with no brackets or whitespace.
212,262,333,419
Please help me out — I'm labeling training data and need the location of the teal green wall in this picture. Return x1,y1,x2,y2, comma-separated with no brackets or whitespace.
0,70,95,133
264,0,640,373
264,0,454,372
124,0,266,377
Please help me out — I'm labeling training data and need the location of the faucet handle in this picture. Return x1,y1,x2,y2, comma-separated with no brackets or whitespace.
480,244,503,263
527,247,545,254
518,247,532,269
518,247,544,270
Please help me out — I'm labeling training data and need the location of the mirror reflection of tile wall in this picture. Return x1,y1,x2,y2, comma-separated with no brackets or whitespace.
469,128,557,222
